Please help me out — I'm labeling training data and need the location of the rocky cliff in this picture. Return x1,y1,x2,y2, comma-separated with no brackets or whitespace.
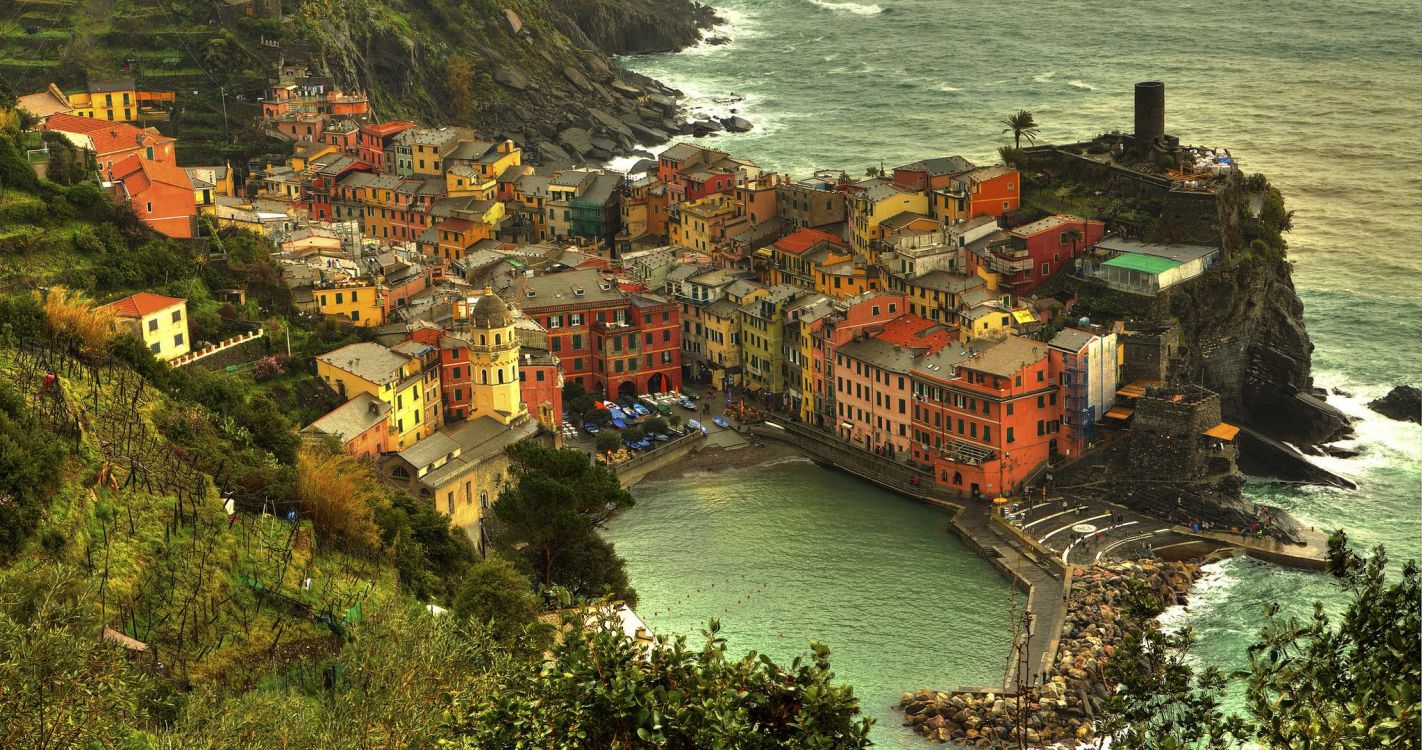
2,0,718,164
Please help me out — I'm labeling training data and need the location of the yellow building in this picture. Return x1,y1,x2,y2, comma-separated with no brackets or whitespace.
65,81,175,122
377,417,539,554
464,293,526,425
670,193,737,254
316,342,433,449
100,292,189,361
849,178,928,262
315,282,384,326
814,259,878,300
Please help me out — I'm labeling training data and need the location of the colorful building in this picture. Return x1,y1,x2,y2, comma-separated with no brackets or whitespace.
831,314,956,457
1047,327,1120,459
300,393,392,458
315,341,437,450
64,80,175,123
108,154,197,239
848,178,928,262
966,215,1105,294
805,292,909,428
40,113,177,178
315,282,384,326
100,292,189,361
909,336,1057,498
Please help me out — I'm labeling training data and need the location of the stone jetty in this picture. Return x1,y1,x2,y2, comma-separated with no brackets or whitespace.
901,558,1203,746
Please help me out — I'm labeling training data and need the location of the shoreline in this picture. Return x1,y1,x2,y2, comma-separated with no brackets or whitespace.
633,438,804,485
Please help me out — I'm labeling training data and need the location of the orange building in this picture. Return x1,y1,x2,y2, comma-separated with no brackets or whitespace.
910,336,1057,498
40,113,176,177
960,166,1021,218
108,154,197,238
301,393,392,459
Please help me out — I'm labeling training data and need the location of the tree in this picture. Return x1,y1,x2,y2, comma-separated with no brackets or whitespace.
1001,110,1040,149
444,53,477,124
595,431,622,453
37,286,115,356
491,444,635,602
0,383,68,560
451,555,541,643
1103,532,1419,749
444,615,873,748
1244,533,1419,749
643,416,668,435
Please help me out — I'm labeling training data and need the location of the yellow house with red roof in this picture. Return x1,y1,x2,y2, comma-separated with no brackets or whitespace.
100,293,190,361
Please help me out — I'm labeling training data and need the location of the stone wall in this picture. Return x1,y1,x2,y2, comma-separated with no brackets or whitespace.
175,330,271,371
1126,386,1222,480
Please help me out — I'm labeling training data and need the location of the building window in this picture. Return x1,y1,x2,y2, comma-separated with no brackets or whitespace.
147,319,159,332
174,333,184,347
1006,427,1015,443
149,342,161,354
447,492,455,514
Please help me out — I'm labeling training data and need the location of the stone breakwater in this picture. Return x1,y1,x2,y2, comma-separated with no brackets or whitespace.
900,559,1203,747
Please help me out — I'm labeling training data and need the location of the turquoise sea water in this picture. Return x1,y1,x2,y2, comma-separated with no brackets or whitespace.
608,0,1421,744
603,459,1015,747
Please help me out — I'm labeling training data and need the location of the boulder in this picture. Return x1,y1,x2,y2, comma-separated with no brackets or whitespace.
534,141,573,165
590,135,619,153
492,68,529,91
611,80,644,97
586,55,615,83
720,115,753,132
558,127,596,156
562,65,594,93
502,8,523,34
587,108,634,138
1368,385,1420,424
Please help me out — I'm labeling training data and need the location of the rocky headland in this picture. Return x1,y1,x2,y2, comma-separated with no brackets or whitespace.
900,559,1203,747
1368,385,1421,424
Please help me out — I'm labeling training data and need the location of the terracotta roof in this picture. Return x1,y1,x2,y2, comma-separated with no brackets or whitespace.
110,153,192,190
774,228,845,255
101,292,185,318
43,113,173,156
872,313,955,352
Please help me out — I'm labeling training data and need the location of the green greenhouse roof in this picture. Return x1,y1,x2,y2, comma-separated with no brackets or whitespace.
1102,253,1181,275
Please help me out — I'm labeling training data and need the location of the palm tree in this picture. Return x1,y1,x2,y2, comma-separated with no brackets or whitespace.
1066,228,1084,256
1001,110,1040,149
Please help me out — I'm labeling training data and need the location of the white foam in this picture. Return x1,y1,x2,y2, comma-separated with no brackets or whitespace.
1156,558,1240,635
1033,71,1057,82
934,83,963,93
808,0,884,16
679,5,762,55
1067,80,1097,91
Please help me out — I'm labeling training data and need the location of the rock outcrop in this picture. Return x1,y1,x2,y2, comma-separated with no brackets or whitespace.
1368,385,1421,424
901,560,1202,747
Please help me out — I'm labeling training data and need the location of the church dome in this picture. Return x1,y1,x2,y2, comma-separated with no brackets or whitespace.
471,292,514,329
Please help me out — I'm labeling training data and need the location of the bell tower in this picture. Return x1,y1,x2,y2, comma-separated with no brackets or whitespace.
466,289,525,425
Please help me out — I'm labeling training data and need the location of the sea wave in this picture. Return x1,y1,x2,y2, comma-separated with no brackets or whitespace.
807,0,884,16
680,5,762,55
1156,558,1240,635
1033,71,1057,82
1067,79,1097,90
934,83,963,93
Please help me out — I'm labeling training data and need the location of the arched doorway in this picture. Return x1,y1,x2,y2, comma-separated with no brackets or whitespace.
618,380,638,398
647,372,667,394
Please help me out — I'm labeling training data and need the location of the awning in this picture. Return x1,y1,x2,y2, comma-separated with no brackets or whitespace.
1202,422,1240,441
754,247,774,258
1116,379,1163,398
1011,309,1037,325
840,422,854,430
1104,406,1135,420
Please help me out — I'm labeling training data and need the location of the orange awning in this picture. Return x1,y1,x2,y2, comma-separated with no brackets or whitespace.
1203,422,1240,441
1116,379,1163,398
1104,406,1135,420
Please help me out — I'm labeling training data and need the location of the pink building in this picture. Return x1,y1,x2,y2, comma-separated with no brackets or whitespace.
807,293,910,428
831,313,957,459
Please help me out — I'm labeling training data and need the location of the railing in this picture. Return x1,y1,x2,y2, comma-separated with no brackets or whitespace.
169,328,265,368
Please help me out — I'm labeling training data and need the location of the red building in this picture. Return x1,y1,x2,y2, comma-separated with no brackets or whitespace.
518,347,564,430
966,215,1105,294
357,121,415,171
107,153,196,238
656,142,748,207
302,155,372,222
515,269,681,398
958,165,1022,218
909,336,1059,498
892,155,976,191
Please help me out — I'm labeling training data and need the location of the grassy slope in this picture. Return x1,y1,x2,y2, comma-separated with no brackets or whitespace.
0,324,394,685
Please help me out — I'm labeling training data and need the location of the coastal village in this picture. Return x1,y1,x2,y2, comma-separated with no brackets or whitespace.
6,74,1346,746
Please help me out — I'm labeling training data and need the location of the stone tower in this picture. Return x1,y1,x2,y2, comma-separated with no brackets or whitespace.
467,290,526,425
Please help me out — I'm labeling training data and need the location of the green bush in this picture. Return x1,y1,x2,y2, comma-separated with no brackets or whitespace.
0,382,68,560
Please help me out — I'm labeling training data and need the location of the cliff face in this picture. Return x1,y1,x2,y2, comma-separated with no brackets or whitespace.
1168,256,1350,445
294,0,717,162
